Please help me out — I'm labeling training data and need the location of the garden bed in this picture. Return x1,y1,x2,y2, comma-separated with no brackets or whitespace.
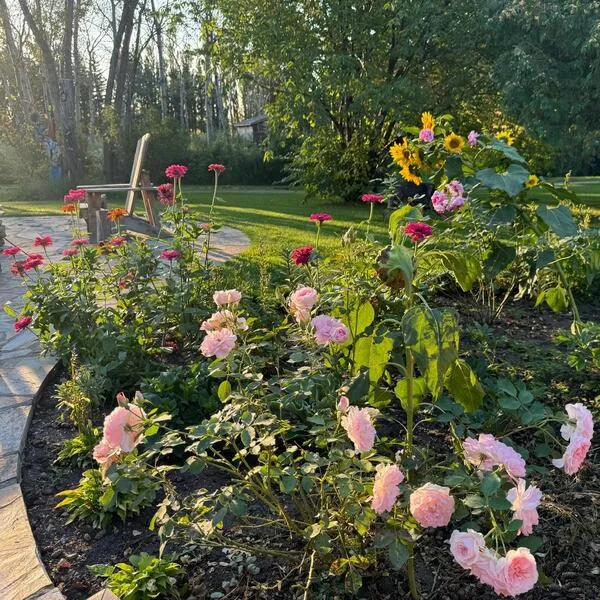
22,301,600,600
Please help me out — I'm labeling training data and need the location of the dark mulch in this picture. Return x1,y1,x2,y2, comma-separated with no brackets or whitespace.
22,299,600,599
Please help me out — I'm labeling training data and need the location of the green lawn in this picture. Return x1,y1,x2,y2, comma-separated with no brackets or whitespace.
1,177,598,261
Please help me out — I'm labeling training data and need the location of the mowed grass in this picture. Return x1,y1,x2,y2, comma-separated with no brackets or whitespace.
1,177,599,260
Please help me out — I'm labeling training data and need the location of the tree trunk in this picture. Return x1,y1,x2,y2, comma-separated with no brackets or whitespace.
150,0,168,121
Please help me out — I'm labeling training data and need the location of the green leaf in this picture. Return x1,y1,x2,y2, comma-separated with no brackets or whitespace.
437,252,482,292
536,204,578,238
543,287,569,313
346,370,370,404
476,164,530,197
518,535,543,552
342,301,375,340
497,395,521,410
99,487,115,506
488,205,516,226
507,519,523,532
217,380,232,402
394,377,426,411
486,138,527,164
444,359,484,412
463,495,485,509
480,473,501,497
382,246,414,288
445,156,463,180
488,496,512,510
388,540,409,570
279,475,297,494
484,243,516,280
3,304,17,318
353,332,394,383
402,306,459,399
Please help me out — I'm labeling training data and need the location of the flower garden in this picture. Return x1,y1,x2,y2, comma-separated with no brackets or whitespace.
2,114,599,600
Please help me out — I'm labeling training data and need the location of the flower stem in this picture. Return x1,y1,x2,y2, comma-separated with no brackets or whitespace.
204,172,219,268
407,543,419,599
366,203,374,237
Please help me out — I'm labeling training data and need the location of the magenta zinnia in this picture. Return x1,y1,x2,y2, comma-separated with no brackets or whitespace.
165,164,188,179
63,188,86,203
404,221,432,242
161,249,182,261
157,183,175,205
361,193,385,204
14,315,33,331
208,163,226,173
2,246,21,256
33,235,53,248
309,213,332,223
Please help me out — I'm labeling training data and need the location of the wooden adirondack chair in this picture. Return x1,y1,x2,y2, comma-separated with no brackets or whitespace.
77,133,161,243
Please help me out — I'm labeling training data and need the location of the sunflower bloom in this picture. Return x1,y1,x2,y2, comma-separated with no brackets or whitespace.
496,130,515,146
390,140,412,167
525,175,539,188
421,112,435,130
444,133,465,154
400,164,422,185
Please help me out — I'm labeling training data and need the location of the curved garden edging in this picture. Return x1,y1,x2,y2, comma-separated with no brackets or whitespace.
0,216,250,600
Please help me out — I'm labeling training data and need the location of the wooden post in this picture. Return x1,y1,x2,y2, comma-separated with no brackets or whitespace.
140,170,161,232
86,191,102,243
96,208,112,243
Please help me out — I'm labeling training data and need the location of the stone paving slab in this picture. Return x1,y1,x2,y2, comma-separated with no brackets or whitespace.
29,588,66,599
0,394,33,409
0,356,56,396
0,404,32,455
0,484,54,600
0,453,18,485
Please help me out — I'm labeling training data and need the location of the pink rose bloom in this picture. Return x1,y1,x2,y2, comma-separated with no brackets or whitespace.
419,128,434,142
213,289,242,306
311,314,349,345
337,395,350,411
200,328,237,359
93,438,115,464
503,548,538,596
289,286,318,323
463,434,526,479
371,463,404,514
468,130,479,147
493,442,527,480
506,479,542,535
409,483,455,528
448,195,466,210
560,402,594,441
201,310,233,332
449,529,486,570
552,434,591,475
471,549,509,595
103,405,146,453
341,406,378,453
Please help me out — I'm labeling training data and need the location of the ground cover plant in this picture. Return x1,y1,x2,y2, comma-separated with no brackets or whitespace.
5,119,599,600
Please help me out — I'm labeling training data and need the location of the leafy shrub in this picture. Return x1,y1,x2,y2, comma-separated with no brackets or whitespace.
55,428,101,468
89,553,185,600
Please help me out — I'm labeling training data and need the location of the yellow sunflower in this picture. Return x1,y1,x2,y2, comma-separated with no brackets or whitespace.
443,133,465,154
496,130,515,146
421,111,435,130
400,164,422,185
390,140,412,167
525,174,539,188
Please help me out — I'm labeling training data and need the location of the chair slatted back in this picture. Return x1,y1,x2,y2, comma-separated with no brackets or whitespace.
125,133,151,214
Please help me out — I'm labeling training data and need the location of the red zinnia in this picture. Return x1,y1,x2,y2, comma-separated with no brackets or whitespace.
165,164,188,179
161,249,182,261
62,248,79,257
309,213,333,223
111,236,128,246
71,238,89,246
14,315,33,332
33,235,53,248
2,246,21,256
290,245,314,265
208,163,226,174
10,261,25,276
404,221,433,242
23,253,44,270
361,194,385,204
157,183,175,206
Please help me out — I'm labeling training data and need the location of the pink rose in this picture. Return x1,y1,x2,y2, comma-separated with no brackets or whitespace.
506,479,542,535
201,310,233,331
311,315,350,345
471,549,509,596
493,442,527,480
289,286,318,323
337,395,350,411
213,289,242,306
103,404,146,453
560,402,594,441
409,482,454,528
449,529,486,570
462,434,526,480
93,438,115,465
503,548,538,596
341,406,378,453
371,463,404,514
200,328,237,359
552,434,591,475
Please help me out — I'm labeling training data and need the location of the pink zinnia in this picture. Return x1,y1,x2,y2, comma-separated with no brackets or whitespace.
71,238,89,246
63,188,86,203
208,163,226,173
157,183,175,206
419,128,434,142
468,130,479,147
290,245,314,266
361,193,385,204
506,479,542,536
404,221,432,242
341,406,378,453
111,236,128,246
2,246,21,256
200,328,237,359
371,464,404,514
23,253,44,270
14,315,33,331
309,213,332,223
311,314,349,345
409,482,455,528
161,249,182,261
33,235,53,248
62,248,79,257
165,164,188,179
